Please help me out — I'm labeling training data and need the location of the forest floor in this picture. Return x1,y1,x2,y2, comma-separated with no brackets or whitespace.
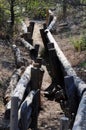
0,8,86,129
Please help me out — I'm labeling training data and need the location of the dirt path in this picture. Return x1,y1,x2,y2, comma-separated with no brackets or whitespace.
32,21,63,130
32,21,44,54
38,66,63,130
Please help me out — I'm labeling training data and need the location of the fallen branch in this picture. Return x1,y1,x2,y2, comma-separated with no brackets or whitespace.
12,45,24,68
46,10,57,32
46,10,54,26
47,16,57,31
5,64,33,119
4,66,25,104
20,38,34,50
21,33,33,44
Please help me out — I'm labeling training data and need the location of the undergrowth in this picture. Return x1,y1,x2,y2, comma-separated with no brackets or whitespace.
79,61,86,68
70,34,86,51
27,0,55,19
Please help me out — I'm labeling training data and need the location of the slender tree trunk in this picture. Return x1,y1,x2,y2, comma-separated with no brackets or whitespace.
63,0,67,21
10,0,15,26
10,0,15,35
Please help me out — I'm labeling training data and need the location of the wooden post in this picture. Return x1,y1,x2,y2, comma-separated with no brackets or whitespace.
60,116,69,130
47,42,54,50
35,57,42,68
34,44,40,58
43,23,47,30
27,22,35,38
10,97,19,130
40,29,49,52
30,44,39,60
31,62,44,113
64,76,75,98
64,76,78,114
31,67,44,90
31,90,40,130
18,91,35,130
48,48,64,88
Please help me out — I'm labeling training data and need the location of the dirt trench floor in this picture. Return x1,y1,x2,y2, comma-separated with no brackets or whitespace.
32,21,63,130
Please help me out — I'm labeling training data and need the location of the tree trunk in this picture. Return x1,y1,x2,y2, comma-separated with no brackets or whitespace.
10,0,15,26
63,0,67,21
10,0,15,35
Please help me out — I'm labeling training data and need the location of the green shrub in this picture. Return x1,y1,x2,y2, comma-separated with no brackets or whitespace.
81,35,86,50
70,34,86,51
79,61,86,68
26,0,55,19
0,81,2,88
40,47,46,58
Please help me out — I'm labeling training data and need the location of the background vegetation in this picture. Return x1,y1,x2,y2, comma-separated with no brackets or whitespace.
0,0,86,50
